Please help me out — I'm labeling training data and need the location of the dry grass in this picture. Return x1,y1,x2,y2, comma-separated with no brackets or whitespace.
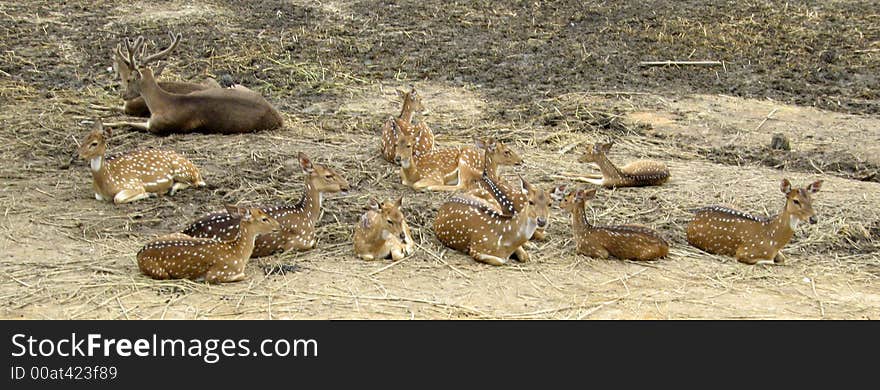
0,0,878,319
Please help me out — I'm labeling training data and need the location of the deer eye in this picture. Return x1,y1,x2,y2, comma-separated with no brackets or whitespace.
91,142,98,146
261,217,269,222
529,201,535,206
386,219,393,224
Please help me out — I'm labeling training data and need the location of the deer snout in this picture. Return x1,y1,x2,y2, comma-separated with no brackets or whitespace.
537,217,547,228
394,156,401,164
808,215,818,224
399,232,407,244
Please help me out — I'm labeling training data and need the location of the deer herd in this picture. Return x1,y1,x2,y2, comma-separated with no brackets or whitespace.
77,33,824,283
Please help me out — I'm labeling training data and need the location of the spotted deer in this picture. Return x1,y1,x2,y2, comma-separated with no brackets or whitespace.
107,33,283,134
434,175,551,266
111,42,220,117
380,86,434,163
578,142,669,188
77,122,204,203
556,187,669,261
138,206,281,283
394,124,497,192
687,179,822,265
182,152,349,258
353,196,415,261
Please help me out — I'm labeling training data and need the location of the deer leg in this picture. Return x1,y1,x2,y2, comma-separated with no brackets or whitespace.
103,121,151,132
169,182,190,195
472,252,508,266
390,246,406,261
735,247,759,265
531,229,546,241
205,267,247,284
513,246,531,263
113,187,151,204
358,253,377,261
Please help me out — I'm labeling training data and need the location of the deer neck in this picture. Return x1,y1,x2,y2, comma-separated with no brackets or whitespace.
88,154,112,192
400,152,421,183
294,180,323,228
593,153,623,181
229,222,260,259
570,202,593,236
767,203,796,247
399,99,415,123
138,71,174,114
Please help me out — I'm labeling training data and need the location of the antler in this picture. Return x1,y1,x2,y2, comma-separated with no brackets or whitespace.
115,36,144,70
139,32,181,65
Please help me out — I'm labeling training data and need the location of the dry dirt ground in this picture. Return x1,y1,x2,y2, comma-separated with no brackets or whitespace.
1,1,878,319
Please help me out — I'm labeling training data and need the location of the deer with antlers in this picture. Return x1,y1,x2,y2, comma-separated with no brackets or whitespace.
556,187,669,261
353,196,415,261
182,152,349,258
77,121,205,203
111,43,221,117
380,86,434,163
108,33,283,134
138,206,281,283
687,179,822,265
578,142,670,188
434,171,551,266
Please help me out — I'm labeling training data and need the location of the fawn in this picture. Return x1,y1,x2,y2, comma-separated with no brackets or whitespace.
434,174,550,266
111,42,220,117
556,187,669,261
380,86,434,163
687,179,822,265
107,33,283,134
138,206,281,283
77,122,204,204
182,152,349,258
578,142,669,188
353,196,415,261
394,123,493,192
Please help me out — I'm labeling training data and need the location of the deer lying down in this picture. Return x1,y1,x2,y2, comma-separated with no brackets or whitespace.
183,152,349,258
353,196,415,261
556,187,669,261
77,122,204,204
108,33,283,134
578,142,669,188
138,206,281,284
380,86,434,163
687,179,822,265
111,45,221,117
434,173,551,266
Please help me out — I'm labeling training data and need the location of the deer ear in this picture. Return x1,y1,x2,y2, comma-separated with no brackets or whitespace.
473,137,486,150
396,89,405,98
360,213,372,229
780,178,792,194
298,152,314,173
600,142,613,152
807,180,823,194
241,208,253,221
517,176,532,195
550,185,567,201
583,188,598,200
395,195,404,208
224,204,242,217
368,199,380,211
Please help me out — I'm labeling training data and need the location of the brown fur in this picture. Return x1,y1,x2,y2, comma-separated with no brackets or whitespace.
558,187,668,261
578,142,670,188
137,206,281,283
77,122,204,204
182,153,349,258
687,179,823,265
353,196,415,261
381,87,434,162
113,34,283,134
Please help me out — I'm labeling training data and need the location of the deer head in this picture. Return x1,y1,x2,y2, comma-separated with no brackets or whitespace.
520,177,551,229
781,179,823,226
78,122,111,160
474,137,523,167
364,196,408,244
116,32,181,100
393,122,418,168
225,205,281,235
397,86,425,114
298,152,350,193
578,142,614,163
558,187,597,213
